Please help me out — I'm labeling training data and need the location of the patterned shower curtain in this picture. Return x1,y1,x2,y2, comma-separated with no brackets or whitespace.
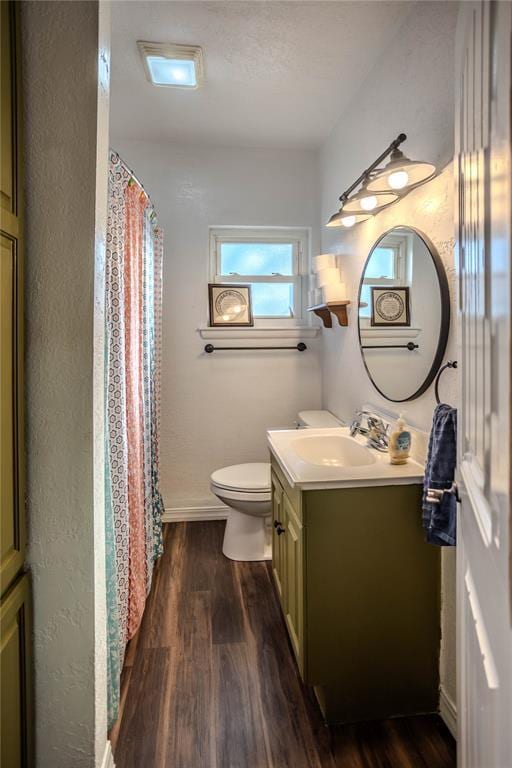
105,151,164,727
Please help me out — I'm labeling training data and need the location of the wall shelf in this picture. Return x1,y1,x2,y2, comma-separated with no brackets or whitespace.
307,301,351,328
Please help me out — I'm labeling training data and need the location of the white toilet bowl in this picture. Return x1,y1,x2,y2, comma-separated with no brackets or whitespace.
210,463,271,561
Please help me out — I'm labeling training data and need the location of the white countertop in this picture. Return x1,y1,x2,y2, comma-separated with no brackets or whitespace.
267,427,425,490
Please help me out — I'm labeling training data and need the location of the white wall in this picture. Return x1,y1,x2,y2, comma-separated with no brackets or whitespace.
22,1,110,765
113,140,322,510
319,1,458,710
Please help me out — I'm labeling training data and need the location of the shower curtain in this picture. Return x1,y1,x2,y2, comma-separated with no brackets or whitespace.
105,151,164,727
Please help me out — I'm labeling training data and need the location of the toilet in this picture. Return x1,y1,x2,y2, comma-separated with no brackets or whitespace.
211,463,272,561
296,410,343,429
211,410,342,561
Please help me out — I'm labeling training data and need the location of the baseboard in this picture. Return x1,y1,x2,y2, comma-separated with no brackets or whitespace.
100,740,115,768
162,504,229,523
439,686,457,739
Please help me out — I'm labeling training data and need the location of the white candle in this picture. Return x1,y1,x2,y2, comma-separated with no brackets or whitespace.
323,282,347,303
316,266,340,287
313,253,336,272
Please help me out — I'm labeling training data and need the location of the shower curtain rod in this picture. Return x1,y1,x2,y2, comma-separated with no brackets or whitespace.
111,148,158,219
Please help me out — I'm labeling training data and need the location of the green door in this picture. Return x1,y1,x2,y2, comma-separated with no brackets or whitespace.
1,575,32,768
1,4,32,765
1,0,25,596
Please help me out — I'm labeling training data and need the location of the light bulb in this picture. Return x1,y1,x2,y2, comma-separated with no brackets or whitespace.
170,68,186,82
360,195,377,211
341,215,356,228
388,170,409,189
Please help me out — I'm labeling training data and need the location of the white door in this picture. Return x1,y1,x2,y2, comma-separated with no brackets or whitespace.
455,2,512,766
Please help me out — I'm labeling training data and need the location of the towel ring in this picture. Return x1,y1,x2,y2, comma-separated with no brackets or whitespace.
434,360,458,405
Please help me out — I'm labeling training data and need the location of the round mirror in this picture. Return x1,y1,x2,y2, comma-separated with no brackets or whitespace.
357,227,450,402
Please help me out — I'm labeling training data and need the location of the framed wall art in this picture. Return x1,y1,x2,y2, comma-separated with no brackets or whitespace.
208,283,254,327
371,286,410,327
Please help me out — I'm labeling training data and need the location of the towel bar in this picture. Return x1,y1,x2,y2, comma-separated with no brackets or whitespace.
426,481,461,505
361,342,418,351
204,342,307,353
434,360,458,405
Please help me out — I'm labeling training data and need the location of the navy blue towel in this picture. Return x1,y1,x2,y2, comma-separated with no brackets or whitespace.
422,404,457,546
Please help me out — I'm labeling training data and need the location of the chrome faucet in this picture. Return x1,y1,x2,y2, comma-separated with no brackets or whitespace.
366,416,389,451
350,411,389,452
349,409,371,438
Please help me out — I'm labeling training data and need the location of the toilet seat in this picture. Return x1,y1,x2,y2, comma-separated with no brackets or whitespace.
210,463,270,493
210,484,271,503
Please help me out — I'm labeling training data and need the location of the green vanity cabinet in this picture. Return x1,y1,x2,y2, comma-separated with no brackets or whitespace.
270,454,440,724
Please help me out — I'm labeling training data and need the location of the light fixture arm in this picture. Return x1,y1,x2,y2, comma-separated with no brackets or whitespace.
338,133,407,203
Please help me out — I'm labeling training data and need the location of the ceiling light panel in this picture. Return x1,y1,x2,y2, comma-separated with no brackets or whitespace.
138,41,204,89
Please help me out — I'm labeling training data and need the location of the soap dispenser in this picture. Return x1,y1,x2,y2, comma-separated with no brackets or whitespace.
389,413,411,465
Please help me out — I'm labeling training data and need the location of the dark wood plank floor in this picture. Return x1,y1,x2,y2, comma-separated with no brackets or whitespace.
110,522,456,768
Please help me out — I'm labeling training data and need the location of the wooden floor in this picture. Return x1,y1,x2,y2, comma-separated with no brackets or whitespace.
111,522,456,768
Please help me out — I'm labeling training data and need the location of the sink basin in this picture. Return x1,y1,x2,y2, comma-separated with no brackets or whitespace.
290,435,377,468
267,426,424,488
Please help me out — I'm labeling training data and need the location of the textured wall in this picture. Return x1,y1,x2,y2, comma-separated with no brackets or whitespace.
113,140,322,510
22,2,110,765
319,1,459,709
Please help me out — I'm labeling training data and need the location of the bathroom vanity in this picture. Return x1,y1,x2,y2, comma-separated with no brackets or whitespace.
268,427,440,725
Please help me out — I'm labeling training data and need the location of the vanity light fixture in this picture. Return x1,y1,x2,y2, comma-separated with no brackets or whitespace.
365,147,436,193
326,209,372,228
326,133,437,228
339,214,372,228
138,41,204,88
341,180,398,215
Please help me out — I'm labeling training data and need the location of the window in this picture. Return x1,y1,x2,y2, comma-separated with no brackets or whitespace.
359,236,407,319
210,228,309,323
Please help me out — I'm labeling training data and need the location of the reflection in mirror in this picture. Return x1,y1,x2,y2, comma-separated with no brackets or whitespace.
358,227,449,402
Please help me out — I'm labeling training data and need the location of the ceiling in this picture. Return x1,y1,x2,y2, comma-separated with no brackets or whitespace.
110,1,415,149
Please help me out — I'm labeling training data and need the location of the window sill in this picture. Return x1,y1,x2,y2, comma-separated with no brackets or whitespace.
198,325,319,341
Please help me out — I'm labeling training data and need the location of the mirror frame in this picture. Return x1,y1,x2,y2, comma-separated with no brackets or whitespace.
357,226,451,402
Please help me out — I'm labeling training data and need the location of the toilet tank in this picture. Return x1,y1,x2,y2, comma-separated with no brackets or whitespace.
297,410,344,428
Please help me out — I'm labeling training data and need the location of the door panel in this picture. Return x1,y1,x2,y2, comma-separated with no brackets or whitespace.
0,0,24,597
1,0,17,216
0,574,32,768
271,472,284,600
1,233,24,592
455,2,512,764
283,494,303,668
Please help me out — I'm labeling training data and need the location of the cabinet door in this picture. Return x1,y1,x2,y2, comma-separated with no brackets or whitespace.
283,494,304,670
1,574,32,768
271,472,285,601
